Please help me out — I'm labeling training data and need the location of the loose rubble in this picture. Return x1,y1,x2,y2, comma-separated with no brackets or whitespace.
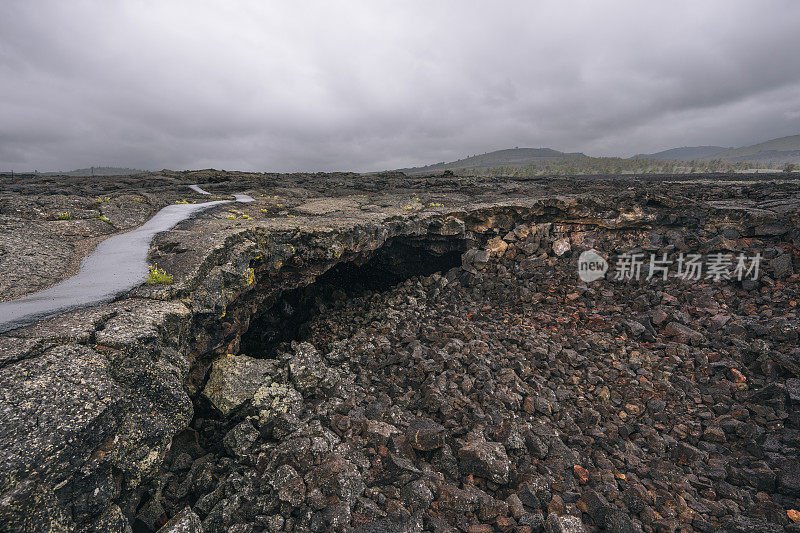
158,220,799,532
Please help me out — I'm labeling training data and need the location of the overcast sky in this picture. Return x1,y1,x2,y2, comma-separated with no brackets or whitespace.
2,1,799,172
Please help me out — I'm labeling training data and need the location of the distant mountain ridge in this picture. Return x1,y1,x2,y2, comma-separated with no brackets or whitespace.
632,146,728,161
398,147,586,175
43,166,146,177
707,135,800,164
633,135,800,165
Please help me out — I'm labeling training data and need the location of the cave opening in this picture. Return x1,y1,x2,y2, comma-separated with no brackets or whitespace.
239,236,468,359
149,234,470,532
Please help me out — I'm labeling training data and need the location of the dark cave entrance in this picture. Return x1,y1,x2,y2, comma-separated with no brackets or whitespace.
150,235,469,532
239,236,467,358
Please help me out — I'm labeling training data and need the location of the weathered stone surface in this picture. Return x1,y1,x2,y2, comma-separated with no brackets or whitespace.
770,253,793,278
94,300,191,347
664,321,705,345
202,354,275,416
272,464,306,507
458,440,511,484
223,419,259,457
0,480,75,532
0,345,123,500
777,458,800,496
406,418,446,451
437,483,479,512
552,238,571,256
288,342,338,395
364,420,400,446
308,456,365,505
252,382,303,426
544,513,588,533
156,505,201,532
486,236,509,257
787,378,800,403
669,441,709,464
723,515,784,533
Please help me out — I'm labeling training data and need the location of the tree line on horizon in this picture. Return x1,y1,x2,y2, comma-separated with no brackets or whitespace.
457,156,795,177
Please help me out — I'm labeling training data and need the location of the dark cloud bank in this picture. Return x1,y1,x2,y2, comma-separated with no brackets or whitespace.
1,1,799,173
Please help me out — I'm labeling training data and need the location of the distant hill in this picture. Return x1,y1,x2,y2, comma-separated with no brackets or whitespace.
44,166,146,177
631,146,728,161
631,135,800,166
397,147,586,175
704,135,800,164
392,135,800,177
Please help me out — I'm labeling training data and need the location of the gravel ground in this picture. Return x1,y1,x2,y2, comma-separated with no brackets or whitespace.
150,221,800,533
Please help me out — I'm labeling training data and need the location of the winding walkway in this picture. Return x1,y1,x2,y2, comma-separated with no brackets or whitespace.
0,189,253,333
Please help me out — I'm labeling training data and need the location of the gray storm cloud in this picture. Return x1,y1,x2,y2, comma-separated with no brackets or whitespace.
1,0,799,172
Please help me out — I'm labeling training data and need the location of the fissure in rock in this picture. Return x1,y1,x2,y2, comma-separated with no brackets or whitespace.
150,234,470,529
239,235,468,358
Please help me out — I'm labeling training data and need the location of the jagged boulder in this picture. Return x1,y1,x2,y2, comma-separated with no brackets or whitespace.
202,354,276,416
